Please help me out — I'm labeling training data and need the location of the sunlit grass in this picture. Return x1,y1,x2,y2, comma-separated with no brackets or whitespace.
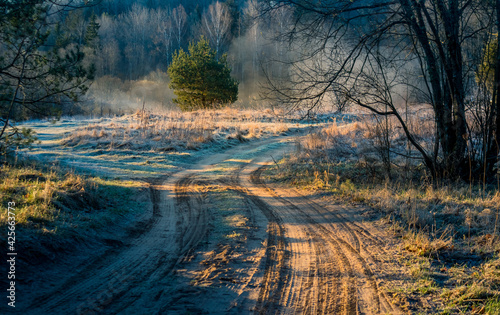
61,108,295,152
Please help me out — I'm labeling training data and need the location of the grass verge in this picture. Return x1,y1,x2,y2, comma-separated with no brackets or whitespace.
0,161,145,266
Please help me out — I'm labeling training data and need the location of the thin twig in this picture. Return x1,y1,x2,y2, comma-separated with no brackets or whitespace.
271,155,280,170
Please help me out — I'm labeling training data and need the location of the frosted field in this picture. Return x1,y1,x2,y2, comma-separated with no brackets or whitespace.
19,109,322,179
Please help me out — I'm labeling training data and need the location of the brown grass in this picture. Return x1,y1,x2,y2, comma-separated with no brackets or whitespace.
62,108,292,151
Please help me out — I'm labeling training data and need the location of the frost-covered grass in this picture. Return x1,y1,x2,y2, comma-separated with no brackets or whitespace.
0,161,145,264
21,108,303,180
61,108,291,152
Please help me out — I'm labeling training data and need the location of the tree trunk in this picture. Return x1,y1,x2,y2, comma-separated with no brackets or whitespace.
441,0,467,176
402,0,467,178
485,0,500,180
495,0,500,166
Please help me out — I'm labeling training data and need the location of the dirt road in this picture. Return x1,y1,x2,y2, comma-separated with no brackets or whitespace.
24,134,405,314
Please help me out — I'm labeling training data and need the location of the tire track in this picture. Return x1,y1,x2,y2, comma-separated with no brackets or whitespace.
252,166,381,314
175,175,208,255
106,174,211,314
300,193,402,314
225,167,333,314
299,194,381,314
247,194,289,314
250,168,357,314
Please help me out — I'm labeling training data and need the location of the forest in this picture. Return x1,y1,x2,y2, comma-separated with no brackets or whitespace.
62,0,284,111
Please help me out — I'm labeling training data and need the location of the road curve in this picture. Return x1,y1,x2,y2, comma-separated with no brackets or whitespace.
25,134,403,314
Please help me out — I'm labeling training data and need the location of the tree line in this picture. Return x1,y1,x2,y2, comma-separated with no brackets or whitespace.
60,0,285,91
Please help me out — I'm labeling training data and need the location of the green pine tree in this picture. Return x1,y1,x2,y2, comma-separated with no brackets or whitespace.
168,37,238,111
85,12,100,49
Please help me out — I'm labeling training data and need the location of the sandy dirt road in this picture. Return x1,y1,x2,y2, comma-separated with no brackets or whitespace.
23,134,406,314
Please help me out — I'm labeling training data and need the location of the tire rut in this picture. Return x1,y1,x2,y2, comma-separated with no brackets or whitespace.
227,169,332,315
250,165,397,314
300,194,401,314
175,175,208,255
249,167,352,314
106,173,210,314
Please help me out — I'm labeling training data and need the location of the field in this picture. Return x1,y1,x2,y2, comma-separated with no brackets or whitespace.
2,109,499,314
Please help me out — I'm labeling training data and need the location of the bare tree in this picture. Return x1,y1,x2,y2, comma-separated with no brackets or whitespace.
151,8,174,66
172,4,187,50
243,0,262,84
270,4,293,78
96,14,120,76
202,1,232,57
120,4,153,79
488,0,500,178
